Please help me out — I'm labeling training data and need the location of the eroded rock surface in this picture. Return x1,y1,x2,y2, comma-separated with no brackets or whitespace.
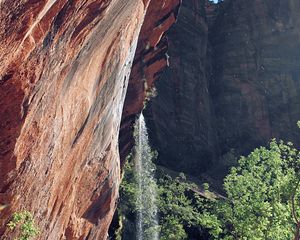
0,0,151,239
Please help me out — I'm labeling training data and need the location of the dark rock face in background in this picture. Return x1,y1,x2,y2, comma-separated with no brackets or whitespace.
210,0,300,156
145,0,218,175
145,0,300,177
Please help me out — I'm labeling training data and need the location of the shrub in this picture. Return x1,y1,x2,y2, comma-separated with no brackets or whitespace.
7,211,39,240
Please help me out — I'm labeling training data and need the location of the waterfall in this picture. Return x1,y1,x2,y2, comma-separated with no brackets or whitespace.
134,113,159,240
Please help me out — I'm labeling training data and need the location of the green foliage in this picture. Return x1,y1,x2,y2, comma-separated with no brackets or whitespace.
7,211,39,240
119,161,138,214
160,216,187,240
119,156,159,240
120,160,218,239
203,183,210,191
220,148,239,168
204,140,300,239
157,174,203,239
119,121,300,240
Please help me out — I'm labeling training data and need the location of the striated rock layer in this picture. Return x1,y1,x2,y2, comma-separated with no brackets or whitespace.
0,0,166,239
146,0,300,177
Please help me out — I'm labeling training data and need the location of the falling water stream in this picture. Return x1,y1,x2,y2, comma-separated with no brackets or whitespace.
134,113,159,240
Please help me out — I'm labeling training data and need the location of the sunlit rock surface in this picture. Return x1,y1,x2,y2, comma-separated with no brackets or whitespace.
0,0,153,239
146,0,300,177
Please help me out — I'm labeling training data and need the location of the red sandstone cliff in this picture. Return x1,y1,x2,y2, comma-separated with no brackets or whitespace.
0,0,180,239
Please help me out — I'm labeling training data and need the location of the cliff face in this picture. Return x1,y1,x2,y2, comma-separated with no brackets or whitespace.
146,0,300,177
0,0,180,239
210,0,300,156
2,0,300,238
119,0,181,165
145,0,218,175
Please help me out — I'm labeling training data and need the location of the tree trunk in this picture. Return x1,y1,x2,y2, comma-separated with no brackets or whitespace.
294,223,300,240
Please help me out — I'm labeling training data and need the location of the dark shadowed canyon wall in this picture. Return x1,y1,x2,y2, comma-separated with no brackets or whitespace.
146,0,300,177
145,0,218,175
210,0,300,157
0,0,180,239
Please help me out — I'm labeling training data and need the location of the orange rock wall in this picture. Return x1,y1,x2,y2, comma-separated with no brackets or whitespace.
0,0,152,239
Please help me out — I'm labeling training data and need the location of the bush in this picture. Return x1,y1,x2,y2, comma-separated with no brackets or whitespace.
7,210,39,240
160,216,187,240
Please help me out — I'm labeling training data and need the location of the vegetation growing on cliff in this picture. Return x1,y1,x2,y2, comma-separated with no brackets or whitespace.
118,162,212,240
7,211,39,240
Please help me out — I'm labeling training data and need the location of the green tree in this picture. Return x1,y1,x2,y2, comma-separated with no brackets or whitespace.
157,174,215,240
160,216,187,240
119,165,212,239
204,140,300,240
119,160,138,214
118,122,300,240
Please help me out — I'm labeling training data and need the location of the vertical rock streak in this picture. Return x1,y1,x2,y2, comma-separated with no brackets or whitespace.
0,0,182,238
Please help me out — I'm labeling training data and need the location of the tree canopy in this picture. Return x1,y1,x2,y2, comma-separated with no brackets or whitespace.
118,123,300,240
203,140,300,239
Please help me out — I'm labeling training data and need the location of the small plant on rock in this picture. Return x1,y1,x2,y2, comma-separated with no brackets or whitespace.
7,210,39,240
